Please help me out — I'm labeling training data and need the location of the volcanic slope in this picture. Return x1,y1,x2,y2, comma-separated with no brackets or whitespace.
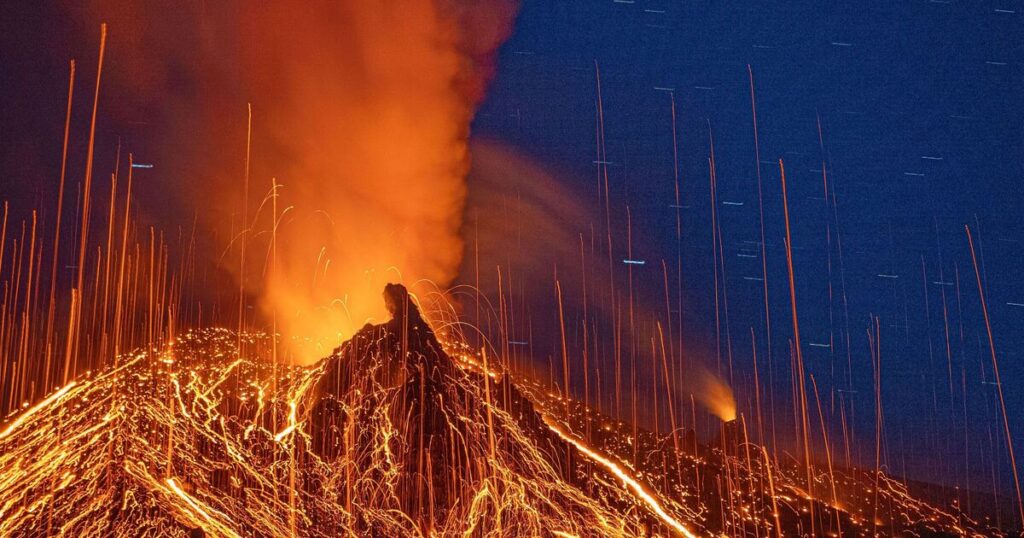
0,284,1003,537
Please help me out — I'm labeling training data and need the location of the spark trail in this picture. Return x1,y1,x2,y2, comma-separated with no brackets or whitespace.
0,294,997,537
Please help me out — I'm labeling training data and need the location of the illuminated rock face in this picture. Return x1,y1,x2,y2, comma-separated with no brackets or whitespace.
311,283,469,525
310,283,569,531
0,285,1003,536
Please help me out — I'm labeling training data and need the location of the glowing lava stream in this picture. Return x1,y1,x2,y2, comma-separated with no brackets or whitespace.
0,381,77,440
543,417,702,538
274,400,298,443
165,477,242,538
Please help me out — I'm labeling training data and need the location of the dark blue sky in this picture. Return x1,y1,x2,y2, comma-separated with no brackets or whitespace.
472,0,1023,492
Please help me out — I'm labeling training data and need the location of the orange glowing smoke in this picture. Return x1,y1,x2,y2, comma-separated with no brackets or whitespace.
240,1,519,362
79,1,518,363
466,141,739,423
696,367,736,422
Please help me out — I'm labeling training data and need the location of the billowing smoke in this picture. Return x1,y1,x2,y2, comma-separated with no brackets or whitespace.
238,2,519,362
465,140,736,425
694,368,736,422
79,1,518,363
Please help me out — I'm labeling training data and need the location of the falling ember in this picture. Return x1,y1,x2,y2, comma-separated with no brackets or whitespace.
543,417,701,538
0,381,76,440
0,308,999,536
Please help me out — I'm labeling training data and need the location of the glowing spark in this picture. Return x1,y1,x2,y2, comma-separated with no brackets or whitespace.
0,382,76,440
543,418,702,538
165,477,242,538
274,400,298,443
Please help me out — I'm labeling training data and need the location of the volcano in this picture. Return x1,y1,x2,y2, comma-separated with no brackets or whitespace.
0,284,1009,536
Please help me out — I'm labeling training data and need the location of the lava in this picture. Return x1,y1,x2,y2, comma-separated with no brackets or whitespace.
0,285,1002,536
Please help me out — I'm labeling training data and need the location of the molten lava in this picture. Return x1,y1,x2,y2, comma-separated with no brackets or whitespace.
0,284,999,537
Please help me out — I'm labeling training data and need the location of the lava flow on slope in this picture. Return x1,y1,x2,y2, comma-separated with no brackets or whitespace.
0,284,1002,537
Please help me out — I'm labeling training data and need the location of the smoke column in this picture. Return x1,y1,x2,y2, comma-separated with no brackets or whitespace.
240,1,518,362
80,1,519,363
465,140,736,424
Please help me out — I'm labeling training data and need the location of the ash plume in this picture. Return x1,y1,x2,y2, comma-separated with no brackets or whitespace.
464,140,736,424
77,0,519,363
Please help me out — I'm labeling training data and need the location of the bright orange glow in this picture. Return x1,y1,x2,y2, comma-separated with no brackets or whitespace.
0,381,76,440
165,477,243,538
544,417,702,538
236,2,518,363
696,368,736,422
78,2,519,365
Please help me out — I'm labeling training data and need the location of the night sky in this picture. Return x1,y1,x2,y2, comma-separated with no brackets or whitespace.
473,0,1024,493
2,0,1023,498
